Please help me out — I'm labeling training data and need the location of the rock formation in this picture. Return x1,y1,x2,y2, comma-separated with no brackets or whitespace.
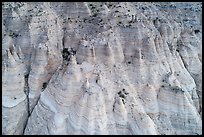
2,2,202,135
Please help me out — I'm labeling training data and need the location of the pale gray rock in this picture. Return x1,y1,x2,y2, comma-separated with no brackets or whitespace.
2,2,202,135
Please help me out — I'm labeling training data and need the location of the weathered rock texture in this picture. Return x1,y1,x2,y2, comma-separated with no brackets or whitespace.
2,2,202,135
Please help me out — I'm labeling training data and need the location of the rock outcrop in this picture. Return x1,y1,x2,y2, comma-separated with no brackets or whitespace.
2,2,202,135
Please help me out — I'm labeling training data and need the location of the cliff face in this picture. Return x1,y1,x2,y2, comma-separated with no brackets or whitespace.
2,2,202,135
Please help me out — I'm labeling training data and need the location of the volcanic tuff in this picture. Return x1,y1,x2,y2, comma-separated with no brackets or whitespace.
2,2,202,135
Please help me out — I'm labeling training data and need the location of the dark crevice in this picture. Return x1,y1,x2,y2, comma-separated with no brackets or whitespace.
194,29,200,34
22,73,30,135
62,48,70,65
24,74,30,116
62,36,65,48
122,99,125,104
112,98,116,112
29,94,41,117
22,71,44,134
21,45,34,134
42,82,48,90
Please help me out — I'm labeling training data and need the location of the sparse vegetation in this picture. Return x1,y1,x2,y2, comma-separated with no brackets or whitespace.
161,83,184,93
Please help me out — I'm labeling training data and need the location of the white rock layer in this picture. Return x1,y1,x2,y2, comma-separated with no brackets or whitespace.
2,2,202,135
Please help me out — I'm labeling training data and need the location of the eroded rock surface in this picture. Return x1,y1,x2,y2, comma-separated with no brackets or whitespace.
2,2,202,135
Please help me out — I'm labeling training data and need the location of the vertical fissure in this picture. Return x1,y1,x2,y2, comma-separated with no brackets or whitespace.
24,73,31,116
22,72,30,135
